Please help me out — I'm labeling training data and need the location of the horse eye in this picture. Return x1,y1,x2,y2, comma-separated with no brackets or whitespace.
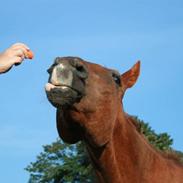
112,73,121,86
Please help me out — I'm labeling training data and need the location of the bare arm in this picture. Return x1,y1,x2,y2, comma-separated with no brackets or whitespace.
0,43,33,74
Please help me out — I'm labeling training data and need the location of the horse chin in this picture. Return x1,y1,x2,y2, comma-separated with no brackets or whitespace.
45,84,83,108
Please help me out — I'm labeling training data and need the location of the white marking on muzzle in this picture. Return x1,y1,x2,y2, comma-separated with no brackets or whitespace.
50,63,73,86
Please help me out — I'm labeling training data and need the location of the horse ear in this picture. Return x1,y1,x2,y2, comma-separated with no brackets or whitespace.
121,61,140,89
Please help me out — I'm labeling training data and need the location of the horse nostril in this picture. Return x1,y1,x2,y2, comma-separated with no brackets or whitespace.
73,62,88,79
76,64,85,72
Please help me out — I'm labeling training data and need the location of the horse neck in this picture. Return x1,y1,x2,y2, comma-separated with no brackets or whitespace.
86,110,165,183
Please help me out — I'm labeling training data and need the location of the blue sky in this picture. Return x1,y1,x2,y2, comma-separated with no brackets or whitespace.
0,0,183,182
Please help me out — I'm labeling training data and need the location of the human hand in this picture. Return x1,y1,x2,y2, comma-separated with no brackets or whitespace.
0,43,34,73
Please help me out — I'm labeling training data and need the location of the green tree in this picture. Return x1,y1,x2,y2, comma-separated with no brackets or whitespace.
134,117,173,151
26,141,95,183
26,117,183,183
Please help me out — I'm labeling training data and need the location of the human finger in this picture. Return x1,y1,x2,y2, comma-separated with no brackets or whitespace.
11,45,34,59
10,43,30,50
13,49,25,59
13,56,24,65
15,48,34,59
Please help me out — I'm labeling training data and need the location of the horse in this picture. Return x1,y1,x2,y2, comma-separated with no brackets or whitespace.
45,57,183,183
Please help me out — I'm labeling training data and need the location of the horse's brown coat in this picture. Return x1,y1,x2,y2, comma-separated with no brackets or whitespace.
46,58,183,183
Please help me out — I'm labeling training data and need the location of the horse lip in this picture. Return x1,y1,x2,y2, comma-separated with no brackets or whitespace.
45,82,84,98
45,83,56,92
45,82,85,108
45,82,83,96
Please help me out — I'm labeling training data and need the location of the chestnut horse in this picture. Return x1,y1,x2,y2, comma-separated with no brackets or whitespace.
45,57,183,183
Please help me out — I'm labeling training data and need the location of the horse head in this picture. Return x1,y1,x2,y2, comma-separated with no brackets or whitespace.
45,57,140,147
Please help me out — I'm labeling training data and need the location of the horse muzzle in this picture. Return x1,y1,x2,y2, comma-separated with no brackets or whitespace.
45,57,88,108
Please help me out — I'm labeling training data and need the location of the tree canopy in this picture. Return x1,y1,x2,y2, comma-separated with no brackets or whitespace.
26,117,183,183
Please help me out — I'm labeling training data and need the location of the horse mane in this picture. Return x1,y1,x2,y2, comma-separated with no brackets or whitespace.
125,114,183,166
